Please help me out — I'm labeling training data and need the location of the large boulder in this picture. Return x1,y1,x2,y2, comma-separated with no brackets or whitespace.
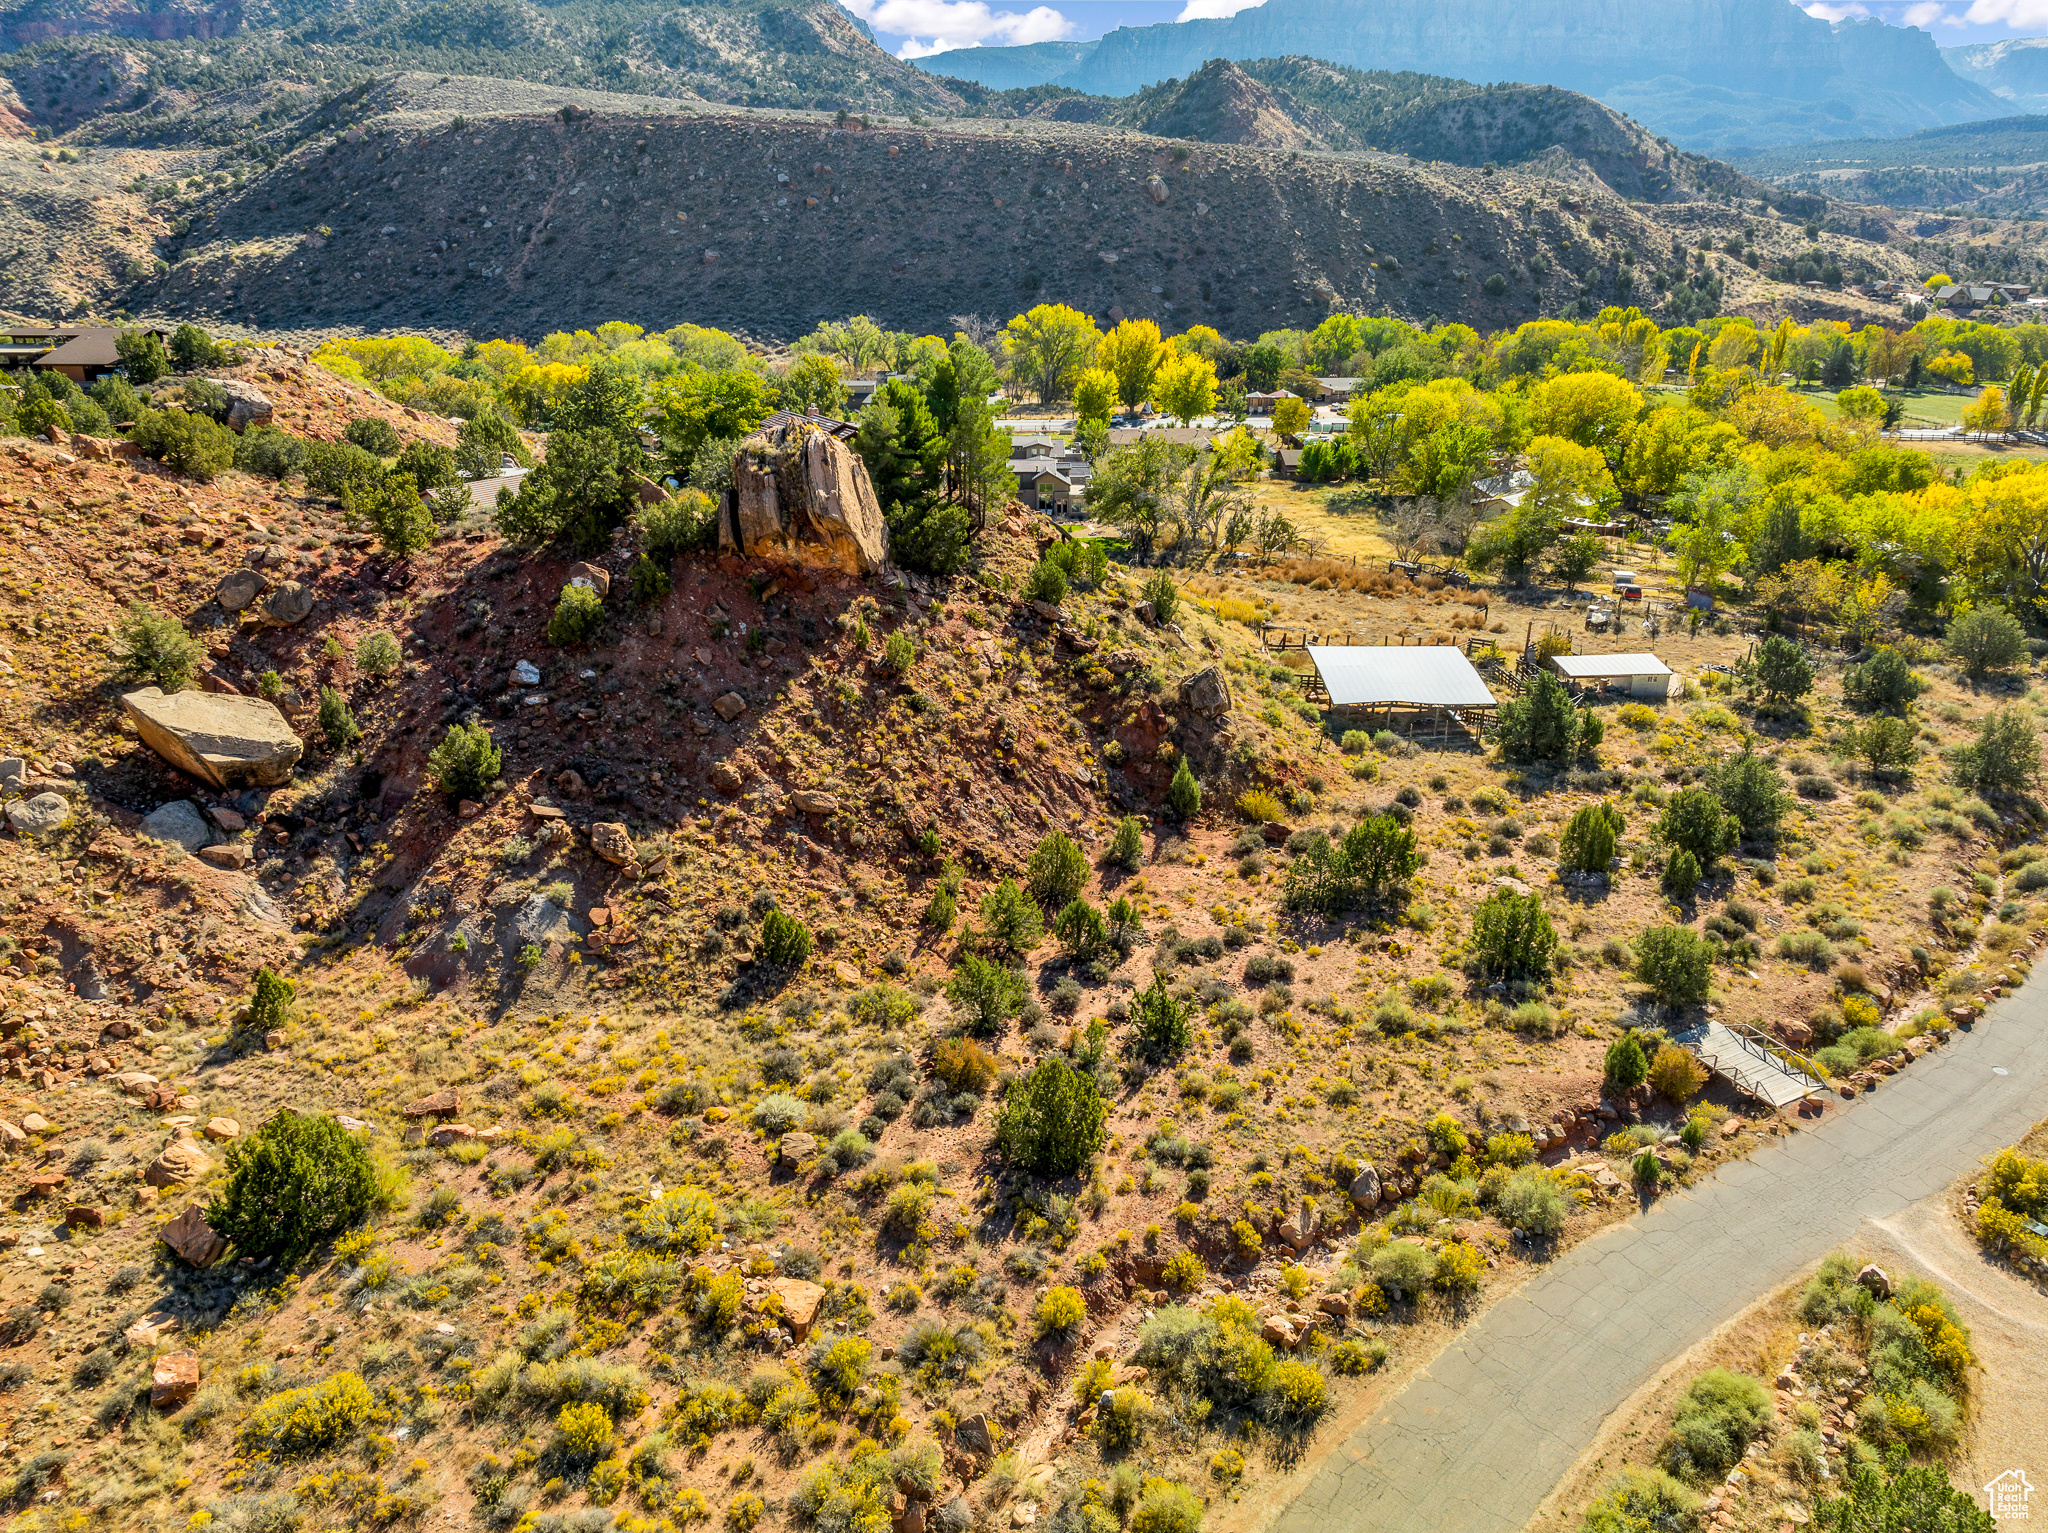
146,1140,213,1188
142,800,213,853
590,822,637,866
216,568,267,612
160,1204,228,1268
724,418,889,575
151,1351,201,1408
1178,666,1233,719
770,1277,827,1339
122,687,303,790
205,377,274,432
1348,1163,1382,1206
260,581,315,626
6,791,71,836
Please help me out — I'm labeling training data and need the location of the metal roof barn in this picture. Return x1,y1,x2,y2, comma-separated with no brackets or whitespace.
1305,647,1498,709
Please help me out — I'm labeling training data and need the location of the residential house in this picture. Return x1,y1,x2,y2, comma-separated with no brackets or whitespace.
1472,469,1535,515
1018,464,1091,512
1246,389,1299,413
15,322,169,384
1106,426,1212,448
1308,377,1363,405
1009,435,1093,506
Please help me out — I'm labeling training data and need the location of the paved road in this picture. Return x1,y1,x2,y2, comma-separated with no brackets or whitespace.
1272,979,2048,1533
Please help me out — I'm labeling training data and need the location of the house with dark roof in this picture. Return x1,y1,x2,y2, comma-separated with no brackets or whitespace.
16,321,169,380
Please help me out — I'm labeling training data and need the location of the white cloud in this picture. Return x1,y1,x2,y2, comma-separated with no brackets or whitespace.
1962,0,2048,24
837,0,1075,57
1176,0,1267,16
1901,0,1964,24
1801,1,1870,19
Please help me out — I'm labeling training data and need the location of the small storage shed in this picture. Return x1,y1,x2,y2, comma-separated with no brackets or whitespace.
1304,645,1498,739
1548,652,1675,700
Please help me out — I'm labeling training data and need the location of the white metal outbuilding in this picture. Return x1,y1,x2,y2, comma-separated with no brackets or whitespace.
1548,651,1676,700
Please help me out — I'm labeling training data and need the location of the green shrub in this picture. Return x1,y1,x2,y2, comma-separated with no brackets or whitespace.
170,321,234,371
882,630,916,673
234,425,307,480
977,880,1044,952
1754,634,1815,706
131,407,236,479
1842,648,1924,714
1660,848,1702,899
1659,787,1739,863
1053,897,1106,956
427,723,501,803
1636,927,1712,1005
1709,751,1789,842
759,909,812,970
1283,815,1421,915
947,954,1025,1037
248,967,293,1035
1945,604,2027,680
1495,671,1598,765
305,440,385,500
635,488,714,562
455,407,531,479
1024,559,1068,605
628,553,672,606
547,583,605,647
206,1111,378,1267
115,327,170,384
1559,802,1624,874
1108,815,1145,871
317,686,360,750
996,1058,1106,1176
1660,1369,1771,1483
111,603,200,692
345,416,403,456
1466,888,1557,981
1603,1031,1649,1090
1488,1167,1569,1237
1950,708,2040,794
1369,1240,1437,1298
355,631,402,676
1027,831,1090,911
1132,975,1194,1058
1141,570,1179,624
1579,1467,1700,1533
1167,758,1202,819
850,984,918,1029
1811,1454,1996,1532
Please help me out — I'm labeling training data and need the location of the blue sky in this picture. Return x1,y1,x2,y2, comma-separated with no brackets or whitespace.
835,0,2047,63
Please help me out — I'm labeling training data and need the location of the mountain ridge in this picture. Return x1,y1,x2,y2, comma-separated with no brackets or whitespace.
916,0,2007,150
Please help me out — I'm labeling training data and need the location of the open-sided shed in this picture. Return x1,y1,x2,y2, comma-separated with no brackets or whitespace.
1304,645,1498,739
1548,651,1675,700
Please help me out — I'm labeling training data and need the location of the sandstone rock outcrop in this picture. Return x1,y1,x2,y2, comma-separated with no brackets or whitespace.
724,418,888,575
161,1204,229,1268
122,687,303,789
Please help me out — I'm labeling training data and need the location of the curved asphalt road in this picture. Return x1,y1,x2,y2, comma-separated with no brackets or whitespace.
1272,977,2048,1533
